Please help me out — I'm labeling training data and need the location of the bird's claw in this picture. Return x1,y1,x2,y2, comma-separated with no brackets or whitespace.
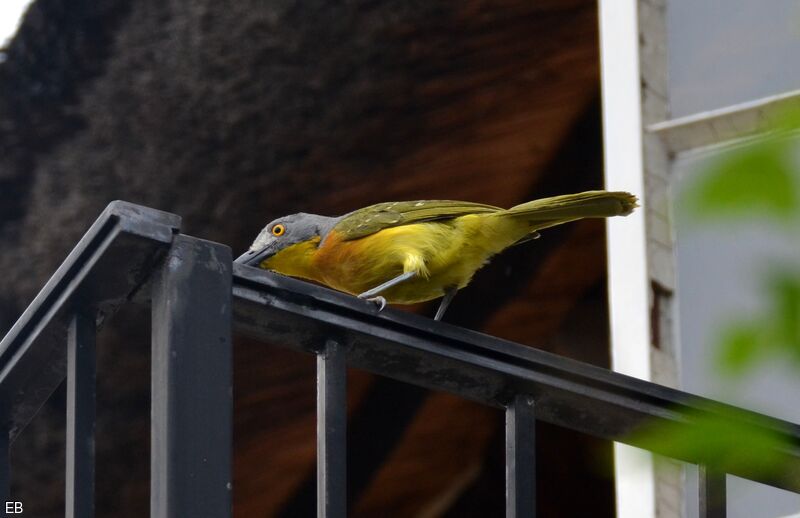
361,296,387,311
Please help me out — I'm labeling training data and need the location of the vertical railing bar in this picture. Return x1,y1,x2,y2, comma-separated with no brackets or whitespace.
317,339,347,518
506,394,536,518
151,235,232,518
66,310,96,518
699,465,726,518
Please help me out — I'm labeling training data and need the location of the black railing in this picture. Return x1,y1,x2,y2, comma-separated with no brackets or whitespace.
1,201,799,517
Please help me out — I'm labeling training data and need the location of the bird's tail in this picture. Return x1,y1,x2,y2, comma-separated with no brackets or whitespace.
503,190,638,230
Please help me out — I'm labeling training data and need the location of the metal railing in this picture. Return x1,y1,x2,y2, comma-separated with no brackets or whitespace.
1,201,799,517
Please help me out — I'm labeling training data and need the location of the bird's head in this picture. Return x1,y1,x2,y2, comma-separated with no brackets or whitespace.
235,212,337,268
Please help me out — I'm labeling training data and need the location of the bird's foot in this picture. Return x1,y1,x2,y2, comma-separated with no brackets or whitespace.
360,295,387,311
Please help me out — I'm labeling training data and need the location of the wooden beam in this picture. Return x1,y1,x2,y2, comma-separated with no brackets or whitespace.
648,89,800,156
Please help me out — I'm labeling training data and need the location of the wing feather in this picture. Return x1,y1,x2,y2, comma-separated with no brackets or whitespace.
333,200,501,241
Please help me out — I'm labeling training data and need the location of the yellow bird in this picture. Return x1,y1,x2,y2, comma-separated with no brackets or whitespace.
235,190,637,320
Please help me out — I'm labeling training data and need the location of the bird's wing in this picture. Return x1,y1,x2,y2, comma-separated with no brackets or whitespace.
333,200,501,241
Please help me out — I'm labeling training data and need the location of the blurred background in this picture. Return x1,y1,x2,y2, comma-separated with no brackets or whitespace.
0,1,798,517
669,3,800,517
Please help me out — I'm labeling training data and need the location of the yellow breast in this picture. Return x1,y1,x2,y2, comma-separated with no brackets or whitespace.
311,214,524,304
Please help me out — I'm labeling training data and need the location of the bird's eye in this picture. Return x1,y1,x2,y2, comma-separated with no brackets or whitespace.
271,224,286,236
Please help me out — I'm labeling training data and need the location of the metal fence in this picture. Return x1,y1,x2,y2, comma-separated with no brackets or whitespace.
1,201,799,517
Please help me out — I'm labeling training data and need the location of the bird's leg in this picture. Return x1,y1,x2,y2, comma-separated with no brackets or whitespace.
357,271,417,311
434,287,457,321
357,271,417,298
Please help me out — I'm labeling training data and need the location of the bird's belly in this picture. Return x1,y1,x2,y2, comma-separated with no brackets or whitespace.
379,259,484,304
315,225,495,304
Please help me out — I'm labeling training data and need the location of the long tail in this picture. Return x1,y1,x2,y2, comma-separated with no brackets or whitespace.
503,190,637,230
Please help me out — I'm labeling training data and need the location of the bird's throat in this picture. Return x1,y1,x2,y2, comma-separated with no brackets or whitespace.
260,237,323,282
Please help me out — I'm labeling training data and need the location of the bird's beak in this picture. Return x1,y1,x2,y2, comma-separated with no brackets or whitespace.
234,246,274,267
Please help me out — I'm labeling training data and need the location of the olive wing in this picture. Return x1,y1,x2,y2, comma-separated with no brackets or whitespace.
333,200,501,241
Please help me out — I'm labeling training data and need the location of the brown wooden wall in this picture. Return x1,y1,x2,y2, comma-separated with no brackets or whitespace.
0,0,614,516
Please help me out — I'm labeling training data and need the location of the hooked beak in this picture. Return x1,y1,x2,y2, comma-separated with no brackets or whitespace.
234,246,275,267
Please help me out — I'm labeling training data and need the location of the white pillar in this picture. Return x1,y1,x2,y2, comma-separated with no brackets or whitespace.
598,1,657,517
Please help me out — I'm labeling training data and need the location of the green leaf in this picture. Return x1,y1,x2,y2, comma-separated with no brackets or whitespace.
716,322,764,376
686,139,798,221
770,105,800,133
766,272,800,362
633,405,792,480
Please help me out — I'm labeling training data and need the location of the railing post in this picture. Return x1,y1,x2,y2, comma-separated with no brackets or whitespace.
506,394,535,518
699,465,726,518
317,340,347,518
66,310,96,518
151,235,232,518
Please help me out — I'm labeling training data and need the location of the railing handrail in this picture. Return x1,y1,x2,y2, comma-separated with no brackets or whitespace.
0,201,180,439
233,262,800,492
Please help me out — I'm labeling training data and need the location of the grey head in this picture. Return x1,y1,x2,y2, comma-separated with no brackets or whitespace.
235,212,340,266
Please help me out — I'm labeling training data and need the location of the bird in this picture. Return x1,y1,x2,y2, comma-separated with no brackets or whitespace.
235,190,637,321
